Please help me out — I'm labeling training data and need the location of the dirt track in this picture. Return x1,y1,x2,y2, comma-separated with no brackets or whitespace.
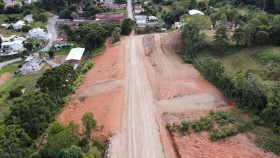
0,72,13,86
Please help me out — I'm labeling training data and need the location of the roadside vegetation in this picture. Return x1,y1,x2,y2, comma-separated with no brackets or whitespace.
172,0,280,156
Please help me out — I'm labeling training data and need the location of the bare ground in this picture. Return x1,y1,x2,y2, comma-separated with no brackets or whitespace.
58,39,125,142
0,72,13,86
142,31,279,158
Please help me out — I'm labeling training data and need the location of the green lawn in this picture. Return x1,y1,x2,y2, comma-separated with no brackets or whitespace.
0,65,45,124
32,21,47,31
218,47,264,72
0,61,23,78
54,42,83,56
111,9,128,17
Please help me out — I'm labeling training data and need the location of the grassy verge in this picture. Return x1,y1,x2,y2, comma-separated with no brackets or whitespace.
256,47,280,63
89,44,107,58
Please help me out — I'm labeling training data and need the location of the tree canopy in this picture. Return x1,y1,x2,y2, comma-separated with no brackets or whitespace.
37,64,77,104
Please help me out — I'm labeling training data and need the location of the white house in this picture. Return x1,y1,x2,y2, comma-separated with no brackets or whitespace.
1,24,11,29
20,58,43,74
149,16,157,21
13,20,25,30
1,40,24,52
174,22,183,29
189,9,204,16
135,15,147,27
134,8,144,14
28,27,49,39
24,14,34,23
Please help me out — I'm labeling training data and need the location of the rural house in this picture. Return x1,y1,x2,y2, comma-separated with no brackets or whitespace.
28,27,49,39
134,7,144,14
135,15,147,27
57,34,68,41
52,41,67,49
65,48,85,66
20,58,44,74
1,40,24,52
13,20,25,30
189,9,205,16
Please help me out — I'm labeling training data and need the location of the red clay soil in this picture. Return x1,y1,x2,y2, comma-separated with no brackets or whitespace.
51,55,66,64
143,31,279,158
0,72,13,86
58,39,125,142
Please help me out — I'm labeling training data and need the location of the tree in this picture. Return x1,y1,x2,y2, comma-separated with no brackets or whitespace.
181,23,205,60
22,25,32,33
68,121,80,136
82,112,98,139
56,145,83,158
112,27,121,43
70,12,79,19
0,2,4,14
231,28,246,45
0,125,32,158
190,0,197,9
197,0,208,11
37,64,77,103
213,25,229,52
115,0,126,4
38,130,79,158
163,11,176,26
254,31,269,45
9,88,22,98
37,13,48,23
275,0,280,13
220,13,227,24
23,43,33,52
121,18,135,35
5,92,57,139
48,50,54,58
0,36,2,48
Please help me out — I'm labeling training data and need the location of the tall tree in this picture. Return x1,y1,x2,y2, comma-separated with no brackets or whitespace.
23,43,33,52
181,23,205,60
56,145,83,158
4,92,57,139
82,112,98,139
0,125,32,158
0,36,2,48
254,31,269,46
190,0,197,9
213,25,229,52
37,64,77,103
231,28,246,45
37,13,48,23
121,18,135,35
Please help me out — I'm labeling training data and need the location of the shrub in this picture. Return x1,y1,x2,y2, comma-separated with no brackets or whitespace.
191,116,213,132
82,61,95,73
9,88,22,98
180,121,191,132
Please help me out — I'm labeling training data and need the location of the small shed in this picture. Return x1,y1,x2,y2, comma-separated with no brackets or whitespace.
65,48,85,64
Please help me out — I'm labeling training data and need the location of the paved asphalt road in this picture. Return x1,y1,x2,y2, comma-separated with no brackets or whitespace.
0,58,22,70
42,16,59,52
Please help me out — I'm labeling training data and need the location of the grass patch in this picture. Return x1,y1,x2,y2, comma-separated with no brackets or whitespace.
32,22,47,31
111,9,128,17
0,61,23,77
256,47,280,63
54,42,82,56
89,44,107,58
198,45,246,57
0,67,45,124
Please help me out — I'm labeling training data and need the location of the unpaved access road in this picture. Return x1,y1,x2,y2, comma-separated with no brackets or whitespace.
109,35,165,157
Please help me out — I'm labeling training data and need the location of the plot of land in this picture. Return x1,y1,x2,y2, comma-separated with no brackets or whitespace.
58,39,125,142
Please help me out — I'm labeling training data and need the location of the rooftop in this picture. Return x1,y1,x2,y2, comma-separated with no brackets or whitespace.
57,34,68,39
52,41,66,44
66,48,85,61
189,9,204,16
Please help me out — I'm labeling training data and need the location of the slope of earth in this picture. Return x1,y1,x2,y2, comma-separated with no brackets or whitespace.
143,31,278,158
58,39,125,142
0,72,13,86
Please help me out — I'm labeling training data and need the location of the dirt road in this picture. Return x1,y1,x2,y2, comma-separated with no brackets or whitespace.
109,34,164,157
